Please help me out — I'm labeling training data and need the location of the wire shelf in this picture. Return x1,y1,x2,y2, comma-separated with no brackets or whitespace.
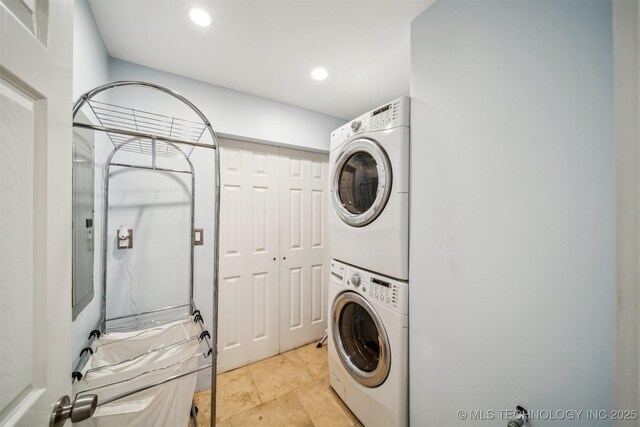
87,100,210,158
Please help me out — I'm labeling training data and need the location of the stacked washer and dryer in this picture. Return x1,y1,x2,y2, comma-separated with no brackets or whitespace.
328,97,409,427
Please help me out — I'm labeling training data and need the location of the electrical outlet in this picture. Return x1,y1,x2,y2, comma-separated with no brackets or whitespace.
117,229,133,249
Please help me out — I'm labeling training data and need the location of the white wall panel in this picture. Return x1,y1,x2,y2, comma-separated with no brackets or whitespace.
279,148,329,352
217,140,280,372
289,157,302,178
225,149,241,173
222,185,241,256
289,189,303,250
288,268,303,329
0,84,36,415
311,190,324,248
409,1,615,425
252,187,268,253
252,273,268,340
613,0,640,415
253,153,267,176
0,0,74,419
105,167,191,318
221,276,240,350
311,264,323,324
311,161,323,181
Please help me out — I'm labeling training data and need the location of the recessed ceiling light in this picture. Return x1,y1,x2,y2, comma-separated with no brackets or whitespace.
310,68,328,81
189,8,211,27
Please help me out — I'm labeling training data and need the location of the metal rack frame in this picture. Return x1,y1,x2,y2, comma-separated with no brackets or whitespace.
72,81,220,426
101,138,196,329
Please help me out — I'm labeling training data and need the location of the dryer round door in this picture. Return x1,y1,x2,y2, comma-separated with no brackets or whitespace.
332,291,391,387
331,138,392,227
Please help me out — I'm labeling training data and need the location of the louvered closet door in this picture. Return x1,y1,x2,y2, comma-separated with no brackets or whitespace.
218,139,280,372
279,149,330,352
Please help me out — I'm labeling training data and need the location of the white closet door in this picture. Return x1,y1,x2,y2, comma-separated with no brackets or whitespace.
218,140,281,372
279,149,330,352
0,0,73,424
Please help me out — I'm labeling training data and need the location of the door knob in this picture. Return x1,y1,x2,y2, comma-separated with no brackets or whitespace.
50,394,97,427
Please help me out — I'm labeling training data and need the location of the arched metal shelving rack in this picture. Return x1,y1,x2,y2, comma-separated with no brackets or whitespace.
72,81,220,426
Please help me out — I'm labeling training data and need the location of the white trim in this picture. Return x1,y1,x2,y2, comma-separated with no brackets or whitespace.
613,0,640,419
217,132,329,155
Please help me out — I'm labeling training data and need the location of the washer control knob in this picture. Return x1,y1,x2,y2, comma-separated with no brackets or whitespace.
351,273,361,287
351,121,361,132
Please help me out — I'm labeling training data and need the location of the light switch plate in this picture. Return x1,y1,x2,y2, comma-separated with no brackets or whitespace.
194,228,204,246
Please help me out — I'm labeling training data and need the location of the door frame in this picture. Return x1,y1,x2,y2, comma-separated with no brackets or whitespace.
613,0,640,418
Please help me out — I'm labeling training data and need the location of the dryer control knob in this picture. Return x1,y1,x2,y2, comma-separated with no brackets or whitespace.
351,273,361,287
351,121,361,132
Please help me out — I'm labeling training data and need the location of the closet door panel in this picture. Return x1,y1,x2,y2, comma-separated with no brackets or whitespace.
218,140,280,372
279,149,329,352
0,0,73,423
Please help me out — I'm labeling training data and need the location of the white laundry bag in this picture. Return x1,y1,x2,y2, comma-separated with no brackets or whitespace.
73,317,206,426
93,318,201,365
74,357,199,427
80,339,201,388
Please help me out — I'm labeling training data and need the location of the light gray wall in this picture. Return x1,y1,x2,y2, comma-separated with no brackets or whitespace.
613,0,640,419
409,1,615,425
71,0,345,372
103,149,216,391
108,58,345,153
71,0,110,362
73,0,109,101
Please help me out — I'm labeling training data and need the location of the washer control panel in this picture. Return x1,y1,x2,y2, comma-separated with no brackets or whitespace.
330,96,410,151
350,272,361,287
331,260,408,315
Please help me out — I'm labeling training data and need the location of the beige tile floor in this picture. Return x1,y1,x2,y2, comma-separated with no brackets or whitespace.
190,342,362,427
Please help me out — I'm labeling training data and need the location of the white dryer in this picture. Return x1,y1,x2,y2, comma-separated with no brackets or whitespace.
329,97,410,280
328,260,408,427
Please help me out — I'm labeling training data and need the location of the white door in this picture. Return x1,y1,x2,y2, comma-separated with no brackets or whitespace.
279,148,329,352
0,0,74,425
218,139,280,372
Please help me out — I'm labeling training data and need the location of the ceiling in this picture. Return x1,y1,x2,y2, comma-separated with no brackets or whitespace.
88,0,433,120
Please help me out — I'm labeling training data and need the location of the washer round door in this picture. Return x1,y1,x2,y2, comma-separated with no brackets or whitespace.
332,138,392,227
332,291,391,387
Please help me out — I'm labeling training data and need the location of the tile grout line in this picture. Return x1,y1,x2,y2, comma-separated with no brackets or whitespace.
286,345,321,381
204,367,263,426
290,346,354,427
200,345,347,426
216,367,262,427
245,364,265,406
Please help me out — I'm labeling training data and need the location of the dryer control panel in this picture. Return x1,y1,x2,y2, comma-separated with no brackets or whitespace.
330,96,410,151
331,260,408,315
330,260,346,285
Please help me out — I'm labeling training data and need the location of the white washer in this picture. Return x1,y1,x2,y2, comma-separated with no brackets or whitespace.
328,260,408,427
329,97,410,280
